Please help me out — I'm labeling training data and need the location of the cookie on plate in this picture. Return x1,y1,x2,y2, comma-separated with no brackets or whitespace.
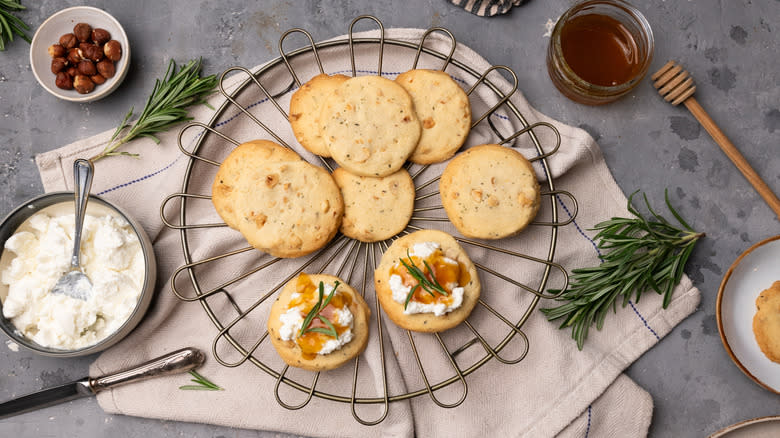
268,273,371,371
439,144,540,239
395,69,471,164
289,73,350,157
753,280,780,364
320,75,421,177
212,140,302,230
374,229,480,332
332,167,415,243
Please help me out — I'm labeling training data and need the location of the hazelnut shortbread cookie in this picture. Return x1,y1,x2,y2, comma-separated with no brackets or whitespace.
320,75,421,177
439,144,540,239
289,73,350,157
332,167,415,242
395,69,471,164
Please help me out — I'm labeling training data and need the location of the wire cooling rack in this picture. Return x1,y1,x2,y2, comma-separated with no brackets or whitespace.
160,16,578,424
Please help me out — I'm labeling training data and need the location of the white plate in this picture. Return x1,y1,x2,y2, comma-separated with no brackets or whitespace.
717,235,780,394
709,416,780,438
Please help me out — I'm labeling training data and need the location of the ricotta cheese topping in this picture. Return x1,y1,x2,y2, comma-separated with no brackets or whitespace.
0,210,144,350
279,282,354,355
389,241,464,316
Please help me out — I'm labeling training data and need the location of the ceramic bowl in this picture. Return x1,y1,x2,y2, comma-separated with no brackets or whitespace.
0,192,156,357
30,6,130,102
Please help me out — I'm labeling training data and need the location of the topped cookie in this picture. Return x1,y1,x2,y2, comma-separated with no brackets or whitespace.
320,75,421,177
374,229,480,332
395,69,471,164
439,144,540,240
289,73,350,157
332,167,415,243
212,140,301,230
268,273,371,371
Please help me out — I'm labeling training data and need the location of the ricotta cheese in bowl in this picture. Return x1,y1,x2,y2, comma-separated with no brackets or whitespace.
0,192,156,356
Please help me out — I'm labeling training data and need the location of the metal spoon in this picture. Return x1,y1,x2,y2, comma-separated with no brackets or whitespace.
51,159,94,301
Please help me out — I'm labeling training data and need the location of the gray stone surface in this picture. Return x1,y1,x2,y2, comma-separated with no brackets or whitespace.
0,0,777,436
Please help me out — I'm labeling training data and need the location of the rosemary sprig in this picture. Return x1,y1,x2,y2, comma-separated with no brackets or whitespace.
400,251,448,310
0,0,31,51
541,190,704,350
179,370,223,391
89,58,218,162
299,281,340,339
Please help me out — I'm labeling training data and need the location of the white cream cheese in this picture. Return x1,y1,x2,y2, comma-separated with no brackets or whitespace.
390,241,464,316
279,282,354,355
0,209,144,350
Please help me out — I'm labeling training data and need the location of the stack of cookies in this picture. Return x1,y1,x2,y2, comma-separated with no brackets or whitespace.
210,69,542,370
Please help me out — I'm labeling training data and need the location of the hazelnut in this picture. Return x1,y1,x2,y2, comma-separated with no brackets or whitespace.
73,75,95,94
77,60,97,76
96,59,115,78
90,74,106,85
103,40,122,62
66,66,78,77
81,43,103,62
51,57,68,74
55,72,73,90
73,23,92,42
66,47,82,64
92,28,111,45
59,33,78,49
48,44,65,58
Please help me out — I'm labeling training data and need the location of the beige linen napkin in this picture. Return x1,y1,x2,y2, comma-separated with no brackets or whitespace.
35,29,700,437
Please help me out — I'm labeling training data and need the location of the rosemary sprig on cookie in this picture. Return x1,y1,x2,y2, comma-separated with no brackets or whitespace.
0,0,31,51
541,190,704,350
400,251,448,310
179,370,223,391
299,281,340,339
90,58,218,162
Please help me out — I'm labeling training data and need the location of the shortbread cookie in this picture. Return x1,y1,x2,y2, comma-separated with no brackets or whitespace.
395,69,471,164
212,140,301,229
374,229,480,332
268,273,371,371
753,280,780,364
332,167,415,243
440,144,540,239
289,73,350,157
213,140,343,258
320,75,421,177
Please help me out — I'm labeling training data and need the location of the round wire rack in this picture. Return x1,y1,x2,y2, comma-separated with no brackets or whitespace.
161,16,578,424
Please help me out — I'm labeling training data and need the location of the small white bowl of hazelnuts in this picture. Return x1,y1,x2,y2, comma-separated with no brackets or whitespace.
30,6,130,102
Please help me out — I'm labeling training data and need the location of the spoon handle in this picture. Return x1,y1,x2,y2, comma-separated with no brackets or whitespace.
71,159,94,268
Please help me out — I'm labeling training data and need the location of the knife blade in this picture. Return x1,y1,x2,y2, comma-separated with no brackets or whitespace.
0,347,204,420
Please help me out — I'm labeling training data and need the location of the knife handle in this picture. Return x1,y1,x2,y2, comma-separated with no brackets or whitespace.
89,347,205,393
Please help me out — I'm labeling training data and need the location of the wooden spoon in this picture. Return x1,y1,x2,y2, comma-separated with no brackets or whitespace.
652,60,780,219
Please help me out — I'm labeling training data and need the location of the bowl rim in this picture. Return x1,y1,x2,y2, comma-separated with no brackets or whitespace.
29,5,131,103
0,191,156,357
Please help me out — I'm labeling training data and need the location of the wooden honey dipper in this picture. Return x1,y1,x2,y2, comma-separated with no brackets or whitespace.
652,60,780,219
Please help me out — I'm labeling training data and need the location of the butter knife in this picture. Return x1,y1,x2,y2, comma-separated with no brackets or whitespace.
0,347,205,420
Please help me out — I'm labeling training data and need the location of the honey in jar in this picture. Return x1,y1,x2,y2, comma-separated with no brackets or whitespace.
546,0,654,105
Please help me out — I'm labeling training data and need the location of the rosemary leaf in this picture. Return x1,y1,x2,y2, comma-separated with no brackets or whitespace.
298,281,340,339
541,190,704,350
179,370,223,391
90,58,217,162
0,0,30,51
400,251,449,310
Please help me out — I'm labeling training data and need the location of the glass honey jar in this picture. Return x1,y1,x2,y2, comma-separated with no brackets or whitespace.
546,0,654,105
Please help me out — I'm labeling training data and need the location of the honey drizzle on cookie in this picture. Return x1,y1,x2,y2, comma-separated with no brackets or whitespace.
289,273,352,359
391,250,470,306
